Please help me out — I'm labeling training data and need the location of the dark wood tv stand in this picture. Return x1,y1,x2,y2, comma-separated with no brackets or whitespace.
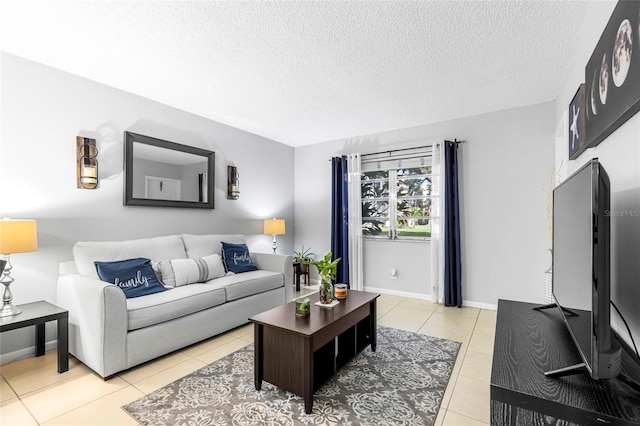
491,299,640,425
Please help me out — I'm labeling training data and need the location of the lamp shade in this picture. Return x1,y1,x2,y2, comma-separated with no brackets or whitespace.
263,219,285,235
0,220,38,254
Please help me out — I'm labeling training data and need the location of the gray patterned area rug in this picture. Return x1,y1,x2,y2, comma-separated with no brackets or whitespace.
122,326,460,426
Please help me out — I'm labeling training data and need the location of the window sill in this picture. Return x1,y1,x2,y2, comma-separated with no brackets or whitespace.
363,238,431,243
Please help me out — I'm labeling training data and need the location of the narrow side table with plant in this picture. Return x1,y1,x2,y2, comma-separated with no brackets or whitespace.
292,245,315,289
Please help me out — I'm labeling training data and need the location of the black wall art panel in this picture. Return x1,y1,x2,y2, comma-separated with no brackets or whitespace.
585,0,640,148
569,84,587,160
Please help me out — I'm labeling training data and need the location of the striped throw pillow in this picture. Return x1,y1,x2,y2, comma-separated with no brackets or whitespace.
156,254,226,287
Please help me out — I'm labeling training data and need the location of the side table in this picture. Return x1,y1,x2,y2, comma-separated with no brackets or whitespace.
0,301,69,373
293,262,302,292
293,262,311,292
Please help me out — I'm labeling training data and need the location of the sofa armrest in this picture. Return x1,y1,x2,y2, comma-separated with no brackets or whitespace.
56,273,128,377
252,253,293,302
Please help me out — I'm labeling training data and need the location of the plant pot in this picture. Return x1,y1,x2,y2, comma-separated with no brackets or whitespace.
295,297,310,317
319,275,333,304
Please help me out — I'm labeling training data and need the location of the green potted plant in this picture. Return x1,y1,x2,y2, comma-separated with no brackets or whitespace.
305,252,340,304
293,245,315,262
293,245,315,284
295,297,311,317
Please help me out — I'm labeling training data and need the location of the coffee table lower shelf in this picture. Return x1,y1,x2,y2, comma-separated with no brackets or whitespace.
250,291,378,414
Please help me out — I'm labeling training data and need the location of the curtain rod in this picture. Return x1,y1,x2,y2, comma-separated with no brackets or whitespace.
329,150,431,162
361,145,432,158
361,140,466,158
329,140,466,161
362,154,432,163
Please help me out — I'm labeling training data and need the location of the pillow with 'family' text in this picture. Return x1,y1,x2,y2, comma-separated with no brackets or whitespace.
156,254,226,287
221,242,258,274
94,257,167,298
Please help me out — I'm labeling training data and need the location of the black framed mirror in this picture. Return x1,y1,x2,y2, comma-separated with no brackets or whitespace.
124,132,215,209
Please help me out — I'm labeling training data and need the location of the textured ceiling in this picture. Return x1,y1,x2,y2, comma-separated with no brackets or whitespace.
0,0,593,147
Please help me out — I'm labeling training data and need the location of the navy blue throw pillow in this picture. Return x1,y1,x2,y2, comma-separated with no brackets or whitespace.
95,258,167,298
221,242,258,273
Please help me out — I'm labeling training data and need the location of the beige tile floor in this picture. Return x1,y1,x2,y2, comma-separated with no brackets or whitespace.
0,289,495,425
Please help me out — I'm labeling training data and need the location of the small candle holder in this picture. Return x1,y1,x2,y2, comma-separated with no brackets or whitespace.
334,284,348,300
295,297,311,317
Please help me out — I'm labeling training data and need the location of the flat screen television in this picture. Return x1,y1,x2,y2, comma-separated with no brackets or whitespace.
538,158,621,379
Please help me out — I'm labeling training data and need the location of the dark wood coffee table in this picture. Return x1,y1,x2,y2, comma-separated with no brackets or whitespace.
249,290,379,414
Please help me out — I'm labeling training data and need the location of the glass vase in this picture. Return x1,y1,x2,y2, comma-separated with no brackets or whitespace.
295,297,310,317
319,275,333,304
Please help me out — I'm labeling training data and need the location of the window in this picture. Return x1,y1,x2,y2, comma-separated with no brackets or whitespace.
362,165,435,240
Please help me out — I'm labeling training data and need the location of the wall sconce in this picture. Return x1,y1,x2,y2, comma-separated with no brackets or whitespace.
264,218,285,254
76,137,98,189
227,165,239,199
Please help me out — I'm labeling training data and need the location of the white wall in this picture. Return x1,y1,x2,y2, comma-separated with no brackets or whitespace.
0,53,294,356
295,102,555,307
363,240,431,297
553,1,640,353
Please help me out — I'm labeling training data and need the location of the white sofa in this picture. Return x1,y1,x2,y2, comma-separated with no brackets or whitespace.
57,233,293,378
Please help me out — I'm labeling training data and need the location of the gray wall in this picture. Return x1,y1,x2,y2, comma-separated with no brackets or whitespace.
132,158,207,202
132,158,181,198
553,1,640,355
0,53,294,358
180,162,209,202
294,102,555,308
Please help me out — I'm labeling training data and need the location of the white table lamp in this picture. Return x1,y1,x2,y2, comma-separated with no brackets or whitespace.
0,219,38,317
263,218,285,254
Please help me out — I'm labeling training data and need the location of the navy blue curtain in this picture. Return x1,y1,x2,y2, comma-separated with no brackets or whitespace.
331,156,350,286
444,141,462,307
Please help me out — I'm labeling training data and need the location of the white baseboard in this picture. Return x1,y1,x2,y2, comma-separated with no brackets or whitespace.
462,300,498,311
363,286,497,311
364,286,435,301
0,340,58,365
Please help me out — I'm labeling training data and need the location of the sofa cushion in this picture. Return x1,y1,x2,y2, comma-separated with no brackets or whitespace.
181,234,246,259
95,258,167,299
212,270,284,301
221,242,258,273
74,235,187,278
126,283,226,331
156,254,226,287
